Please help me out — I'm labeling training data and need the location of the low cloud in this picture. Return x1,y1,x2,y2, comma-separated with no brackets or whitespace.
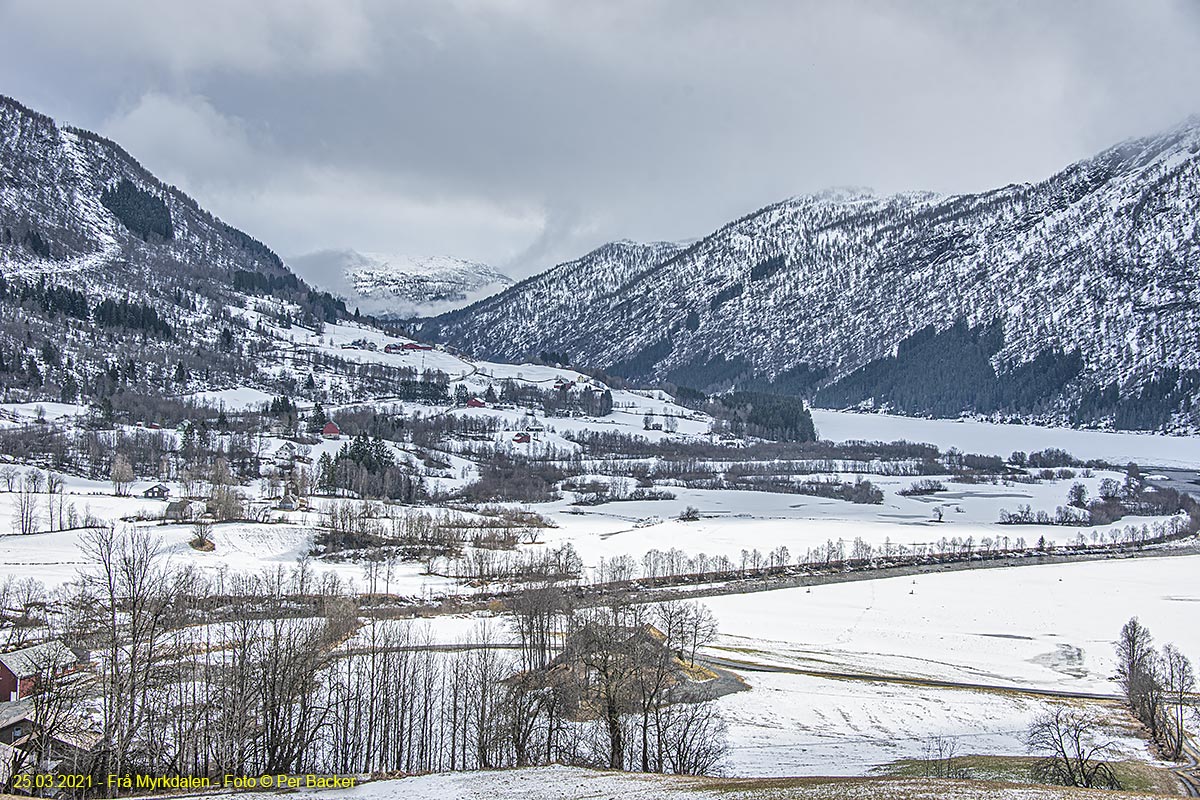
4,0,1200,279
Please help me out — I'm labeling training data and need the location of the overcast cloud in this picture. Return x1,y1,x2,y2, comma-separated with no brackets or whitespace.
3,0,1199,276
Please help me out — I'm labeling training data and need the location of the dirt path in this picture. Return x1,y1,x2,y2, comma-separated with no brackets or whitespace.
1171,738,1200,797
701,653,1125,702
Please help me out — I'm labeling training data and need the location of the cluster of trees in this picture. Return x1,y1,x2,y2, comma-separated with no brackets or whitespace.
0,278,174,340
1115,617,1195,761
99,179,174,240
458,380,614,418
92,298,176,339
1011,448,1100,469
316,434,422,502
537,350,570,366
719,475,883,504
500,588,725,773
460,456,569,503
0,278,89,320
2,225,53,258
0,465,100,535
1058,464,1200,530
231,268,301,297
8,533,726,793
568,431,944,468
606,337,674,380
1018,621,1195,791
816,320,1083,418
395,378,451,403
1074,369,1200,431
438,542,584,584
714,391,816,442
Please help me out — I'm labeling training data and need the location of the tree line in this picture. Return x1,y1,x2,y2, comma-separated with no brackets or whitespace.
7,530,728,795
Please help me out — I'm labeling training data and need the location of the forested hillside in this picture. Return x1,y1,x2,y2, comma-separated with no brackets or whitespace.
0,95,347,402
427,122,1200,431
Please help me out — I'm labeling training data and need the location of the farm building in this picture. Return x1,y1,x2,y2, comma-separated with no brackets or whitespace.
163,500,198,522
0,642,79,703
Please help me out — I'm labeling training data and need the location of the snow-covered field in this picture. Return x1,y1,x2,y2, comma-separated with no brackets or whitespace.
528,471,1170,579
702,554,1200,695
719,672,1144,777
812,409,1200,468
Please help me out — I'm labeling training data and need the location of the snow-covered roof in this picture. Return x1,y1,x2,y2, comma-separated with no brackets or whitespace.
0,698,31,729
0,641,77,677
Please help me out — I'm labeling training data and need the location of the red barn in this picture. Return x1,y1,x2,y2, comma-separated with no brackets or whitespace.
321,421,341,439
466,398,487,408
0,642,78,702
513,432,531,444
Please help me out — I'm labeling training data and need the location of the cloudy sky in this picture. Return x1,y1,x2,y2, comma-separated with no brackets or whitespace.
3,0,1200,277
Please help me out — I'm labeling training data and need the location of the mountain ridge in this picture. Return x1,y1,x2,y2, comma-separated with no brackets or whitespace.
0,93,349,402
425,119,1200,430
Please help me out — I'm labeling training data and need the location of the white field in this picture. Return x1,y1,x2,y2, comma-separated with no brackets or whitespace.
719,672,1146,777
702,554,1200,695
0,516,455,597
528,471,1173,579
812,409,1200,469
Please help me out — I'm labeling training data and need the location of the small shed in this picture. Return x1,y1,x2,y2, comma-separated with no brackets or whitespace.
164,500,197,522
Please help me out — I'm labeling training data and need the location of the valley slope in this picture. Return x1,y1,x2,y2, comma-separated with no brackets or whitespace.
0,95,347,400
426,123,1200,430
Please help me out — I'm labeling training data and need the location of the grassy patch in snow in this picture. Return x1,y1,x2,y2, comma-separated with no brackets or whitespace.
877,755,1180,796
680,774,1172,798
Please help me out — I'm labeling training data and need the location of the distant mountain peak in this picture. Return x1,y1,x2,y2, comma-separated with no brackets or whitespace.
288,249,512,319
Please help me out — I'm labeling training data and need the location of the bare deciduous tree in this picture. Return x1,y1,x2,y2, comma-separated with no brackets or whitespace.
45,471,64,532
1159,643,1194,761
0,464,19,492
110,454,134,496
1026,707,1120,789
191,518,214,550
13,469,40,534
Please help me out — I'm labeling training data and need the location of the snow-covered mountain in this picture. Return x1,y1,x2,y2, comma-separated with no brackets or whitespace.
289,249,512,318
0,94,348,400
425,122,1200,430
